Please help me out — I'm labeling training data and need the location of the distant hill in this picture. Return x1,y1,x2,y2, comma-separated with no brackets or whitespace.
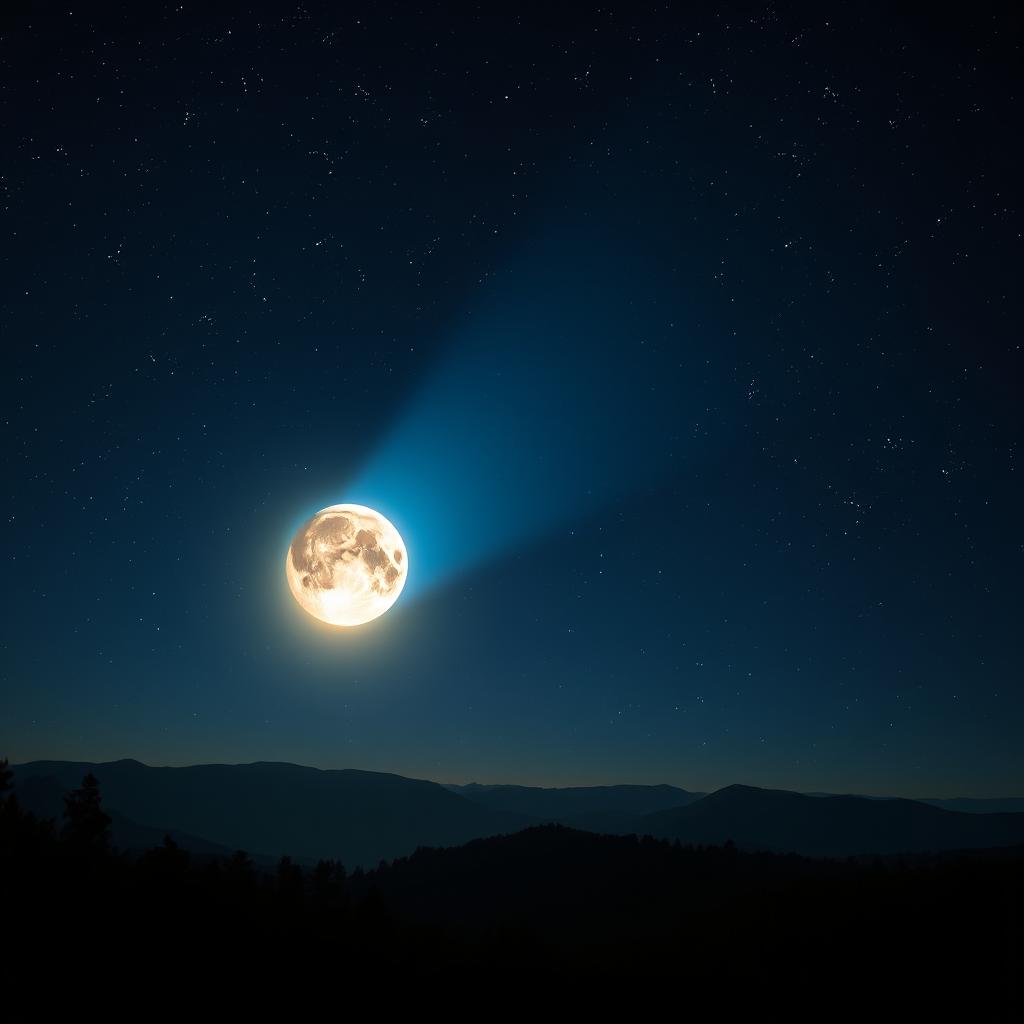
805,791,1024,815
359,824,1024,982
640,784,1024,857
365,824,801,938
11,759,528,867
446,782,703,833
921,796,1024,815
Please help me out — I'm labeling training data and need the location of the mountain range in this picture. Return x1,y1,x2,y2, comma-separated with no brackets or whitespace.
11,759,523,867
640,784,1024,857
445,781,704,833
11,759,1024,866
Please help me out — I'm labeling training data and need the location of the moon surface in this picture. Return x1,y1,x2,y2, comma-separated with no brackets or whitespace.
285,504,408,627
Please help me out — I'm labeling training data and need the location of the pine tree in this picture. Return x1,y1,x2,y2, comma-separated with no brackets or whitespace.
0,757,19,854
62,773,112,853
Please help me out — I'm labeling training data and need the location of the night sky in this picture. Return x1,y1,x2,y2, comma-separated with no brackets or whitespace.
3,4,1021,798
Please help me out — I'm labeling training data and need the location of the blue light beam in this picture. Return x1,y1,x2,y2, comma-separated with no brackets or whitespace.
345,224,698,598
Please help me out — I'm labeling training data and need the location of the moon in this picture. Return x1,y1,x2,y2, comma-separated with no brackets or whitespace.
285,504,408,627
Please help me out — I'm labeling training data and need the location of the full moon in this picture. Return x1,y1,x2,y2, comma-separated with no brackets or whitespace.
285,504,408,627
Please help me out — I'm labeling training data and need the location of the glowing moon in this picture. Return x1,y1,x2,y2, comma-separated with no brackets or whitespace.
285,504,408,627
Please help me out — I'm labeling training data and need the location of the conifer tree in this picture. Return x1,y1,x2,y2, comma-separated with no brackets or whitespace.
62,773,112,853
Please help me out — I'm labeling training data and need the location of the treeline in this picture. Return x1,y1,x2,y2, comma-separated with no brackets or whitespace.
1,760,389,957
1,760,1021,1010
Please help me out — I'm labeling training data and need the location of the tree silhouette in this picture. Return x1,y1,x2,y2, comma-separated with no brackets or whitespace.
0,757,19,855
0,757,15,819
0,759,55,858
141,834,190,875
311,858,348,911
62,773,111,853
276,855,304,905
225,849,255,885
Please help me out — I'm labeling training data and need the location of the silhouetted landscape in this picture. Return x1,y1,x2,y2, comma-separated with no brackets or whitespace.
12,759,1024,863
3,758,1021,1008
11,758,526,866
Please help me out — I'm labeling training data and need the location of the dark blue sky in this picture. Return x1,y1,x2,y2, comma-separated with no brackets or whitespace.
2,3,1021,796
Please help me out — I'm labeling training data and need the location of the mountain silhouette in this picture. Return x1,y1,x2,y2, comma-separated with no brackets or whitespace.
921,796,1024,814
640,783,1024,856
446,782,703,832
805,790,1024,815
11,759,528,867
12,761,1024,864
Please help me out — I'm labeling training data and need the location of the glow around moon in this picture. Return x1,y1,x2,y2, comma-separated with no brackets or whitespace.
285,504,408,627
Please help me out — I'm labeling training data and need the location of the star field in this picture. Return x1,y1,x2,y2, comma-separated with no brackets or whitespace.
1,3,1021,797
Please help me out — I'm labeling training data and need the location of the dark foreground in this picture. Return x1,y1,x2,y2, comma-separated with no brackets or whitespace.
2,772,1021,1013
